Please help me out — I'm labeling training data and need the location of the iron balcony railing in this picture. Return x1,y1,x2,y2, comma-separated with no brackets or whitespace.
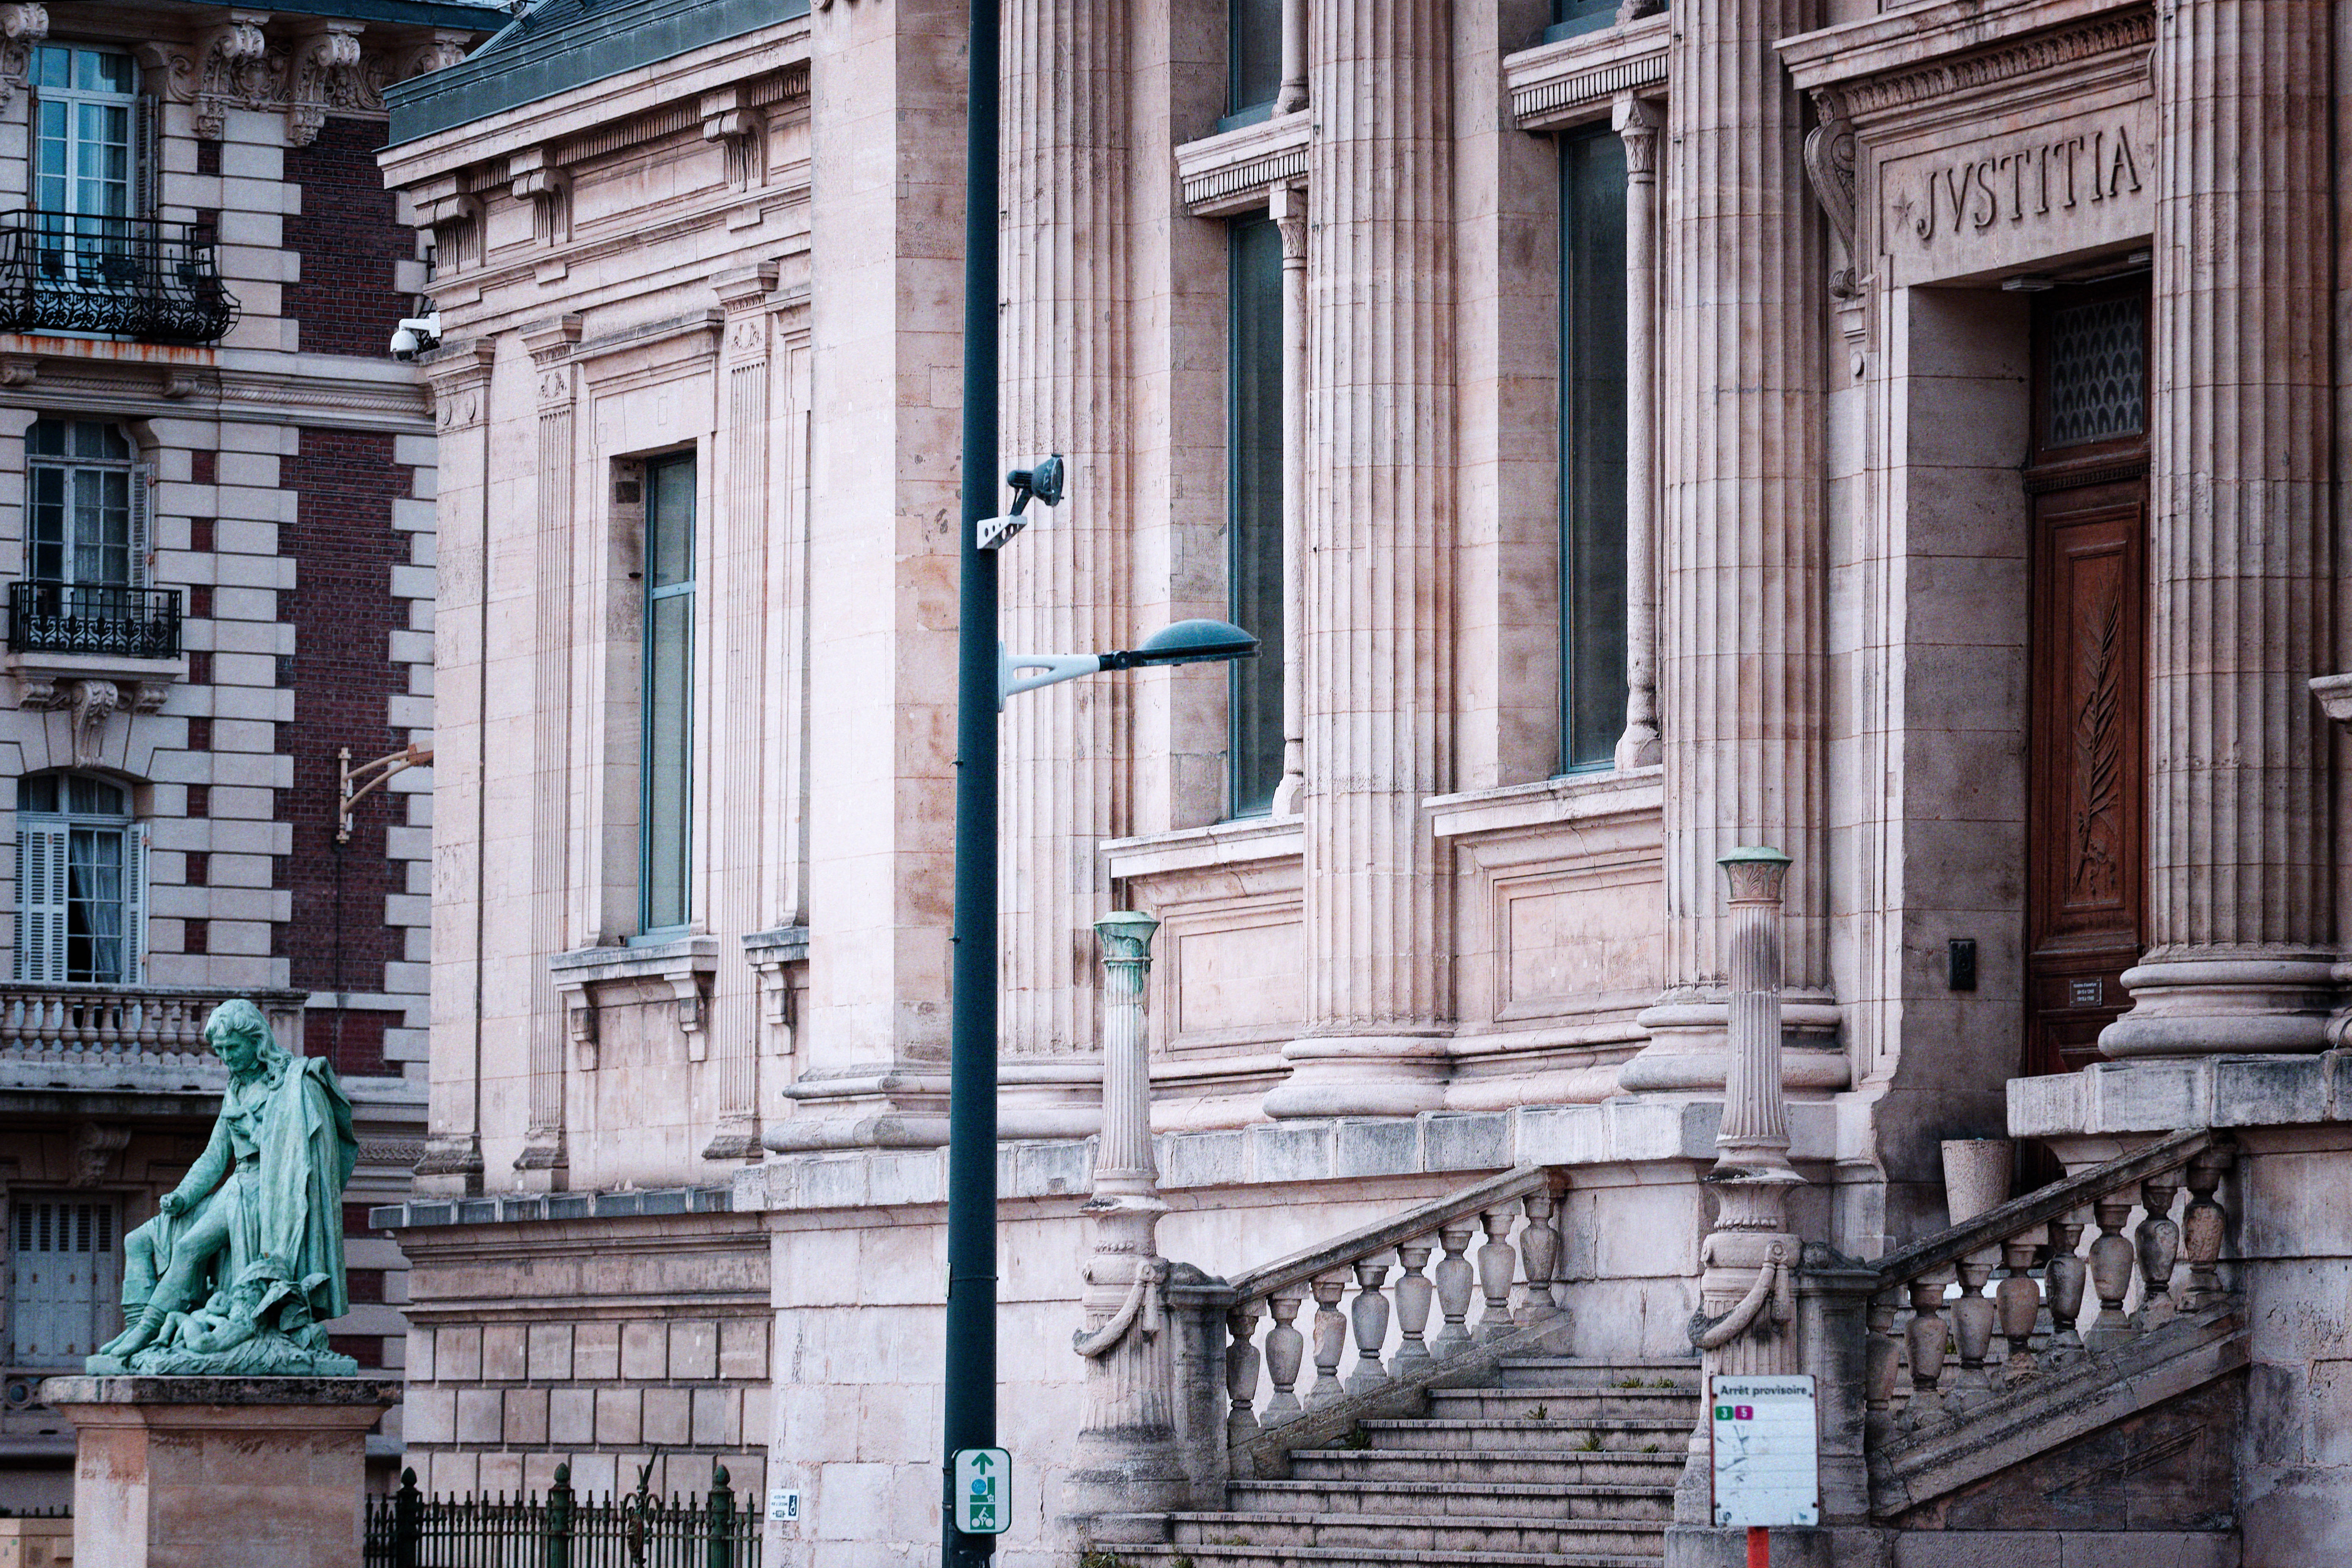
0,210,239,344
6,580,182,660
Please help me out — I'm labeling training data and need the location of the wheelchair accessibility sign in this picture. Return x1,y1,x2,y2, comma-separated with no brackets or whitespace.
954,1447,1011,1535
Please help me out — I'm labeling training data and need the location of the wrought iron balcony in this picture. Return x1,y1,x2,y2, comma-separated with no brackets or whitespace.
0,211,239,345
7,580,182,660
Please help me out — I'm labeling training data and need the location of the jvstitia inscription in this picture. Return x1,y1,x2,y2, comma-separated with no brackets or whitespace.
86,998,361,1376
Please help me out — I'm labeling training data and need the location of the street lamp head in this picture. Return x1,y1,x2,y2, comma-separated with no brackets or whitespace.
1100,618,1260,670
1006,454,1065,515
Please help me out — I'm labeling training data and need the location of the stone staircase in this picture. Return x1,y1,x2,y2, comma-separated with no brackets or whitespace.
1122,1358,1697,1568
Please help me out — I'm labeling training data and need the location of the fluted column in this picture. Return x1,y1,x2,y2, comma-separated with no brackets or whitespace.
1269,182,1308,817
1613,94,1662,773
1264,0,1455,1119
999,0,1129,1087
1624,0,1834,1095
2101,0,2336,1057
517,314,581,1187
1062,912,1183,1536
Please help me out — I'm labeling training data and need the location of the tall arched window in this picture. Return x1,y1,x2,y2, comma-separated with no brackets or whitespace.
14,771,143,985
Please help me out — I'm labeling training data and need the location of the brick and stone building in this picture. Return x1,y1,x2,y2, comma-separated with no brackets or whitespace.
374,0,2349,1562
0,0,498,1510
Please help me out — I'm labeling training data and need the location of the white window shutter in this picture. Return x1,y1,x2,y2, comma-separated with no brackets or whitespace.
15,818,69,984
125,821,147,979
129,460,153,589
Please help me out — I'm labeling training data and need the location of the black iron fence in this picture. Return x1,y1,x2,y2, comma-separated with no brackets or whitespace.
6,581,182,660
363,1462,759,1568
0,210,239,344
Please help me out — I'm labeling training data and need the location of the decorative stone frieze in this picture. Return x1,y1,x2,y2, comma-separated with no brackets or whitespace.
2101,0,2336,1058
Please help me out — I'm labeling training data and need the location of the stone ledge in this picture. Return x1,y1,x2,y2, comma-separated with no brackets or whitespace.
39,1374,402,1408
369,1183,732,1231
2009,1051,2352,1139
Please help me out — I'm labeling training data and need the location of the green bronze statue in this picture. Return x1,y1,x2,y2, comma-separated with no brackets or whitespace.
88,999,361,1376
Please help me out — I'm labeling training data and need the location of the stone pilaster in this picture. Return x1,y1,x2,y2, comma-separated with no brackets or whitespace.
706,268,778,1163
999,0,1130,1113
413,339,497,1196
517,314,581,1188
1625,0,1836,1095
1264,0,1456,1119
2101,0,2337,1057
1613,94,1662,773
1269,182,1308,818
777,0,970,1149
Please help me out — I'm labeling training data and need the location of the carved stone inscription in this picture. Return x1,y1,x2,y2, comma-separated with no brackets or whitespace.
1881,103,2152,286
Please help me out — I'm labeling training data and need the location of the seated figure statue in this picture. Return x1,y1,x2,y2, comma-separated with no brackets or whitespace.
89,999,359,1375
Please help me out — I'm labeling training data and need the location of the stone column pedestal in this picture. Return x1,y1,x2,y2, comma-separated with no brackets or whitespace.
41,1376,399,1568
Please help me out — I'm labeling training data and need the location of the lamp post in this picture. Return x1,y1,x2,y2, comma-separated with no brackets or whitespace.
942,8,1257,1542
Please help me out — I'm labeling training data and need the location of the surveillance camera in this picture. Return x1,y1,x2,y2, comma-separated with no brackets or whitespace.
390,312,441,362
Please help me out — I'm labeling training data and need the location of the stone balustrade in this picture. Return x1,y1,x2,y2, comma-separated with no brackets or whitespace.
1185,1165,1573,1477
1860,1129,2231,1441
0,985,307,1078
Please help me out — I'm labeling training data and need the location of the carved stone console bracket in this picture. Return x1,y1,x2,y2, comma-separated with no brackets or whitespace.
286,22,364,147
701,87,767,190
547,935,721,1069
509,147,572,246
183,11,270,140
13,667,176,767
0,3,48,113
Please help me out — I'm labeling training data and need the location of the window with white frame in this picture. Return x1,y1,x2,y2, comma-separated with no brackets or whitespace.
30,44,145,221
14,772,144,985
25,418,147,589
640,453,696,935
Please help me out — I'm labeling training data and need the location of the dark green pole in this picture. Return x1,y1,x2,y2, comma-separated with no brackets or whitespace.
944,0,1000,1548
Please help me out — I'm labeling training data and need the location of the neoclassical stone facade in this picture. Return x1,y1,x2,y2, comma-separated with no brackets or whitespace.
376,0,2346,1561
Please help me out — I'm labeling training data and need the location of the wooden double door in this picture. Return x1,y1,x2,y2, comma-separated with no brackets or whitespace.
2022,280,2149,1079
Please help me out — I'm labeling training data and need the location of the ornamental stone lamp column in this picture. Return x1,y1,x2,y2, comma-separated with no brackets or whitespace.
1062,911,1185,1540
1673,849,1807,1532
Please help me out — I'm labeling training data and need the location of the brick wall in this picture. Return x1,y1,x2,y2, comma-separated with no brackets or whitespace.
283,119,412,360
276,426,415,1076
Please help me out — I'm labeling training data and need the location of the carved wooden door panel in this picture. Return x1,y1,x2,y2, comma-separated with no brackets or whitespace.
2023,280,2149,1078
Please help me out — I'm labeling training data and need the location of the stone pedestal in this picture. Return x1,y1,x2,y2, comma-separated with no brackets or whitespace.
40,1376,399,1568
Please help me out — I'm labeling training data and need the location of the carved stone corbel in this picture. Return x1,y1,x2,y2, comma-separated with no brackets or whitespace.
408,29,470,77
701,88,766,190
0,354,36,388
509,149,572,246
183,11,271,140
563,986,599,1071
286,22,363,147
415,188,483,273
67,678,120,767
1802,87,1871,372
0,4,48,113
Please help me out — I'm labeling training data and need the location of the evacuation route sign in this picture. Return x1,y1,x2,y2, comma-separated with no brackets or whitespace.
1709,1374,1820,1529
954,1447,1011,1535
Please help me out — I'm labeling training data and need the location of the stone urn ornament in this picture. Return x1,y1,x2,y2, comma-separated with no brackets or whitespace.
87,997,360,1376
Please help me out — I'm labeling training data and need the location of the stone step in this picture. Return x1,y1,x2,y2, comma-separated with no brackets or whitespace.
1122,1544,1658,1568
1227,1477,1675,1523
1289,1445,1686,1488
1169,1509,1667,1558
1488,1358,1700,1393
1358,1416,1690,1453
1424,1386,1699,1423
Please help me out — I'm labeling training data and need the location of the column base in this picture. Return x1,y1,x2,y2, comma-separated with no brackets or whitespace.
996,1056,1108,1139
1619,994,1848,1094
511,1137,567,1192
41,1375,399,1568
410,1132,483,1196
2099,951,2338,1058
1261,1034,1451,1119
766,1061,950,1150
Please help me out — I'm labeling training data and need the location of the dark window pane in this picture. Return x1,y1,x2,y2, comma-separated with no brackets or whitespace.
1228,214,1285,817
1229,0,1282,116
641,453,695,932
1560,127,1629,770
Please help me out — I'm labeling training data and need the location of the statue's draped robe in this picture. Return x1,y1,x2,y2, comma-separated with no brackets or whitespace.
143,1055,358,1321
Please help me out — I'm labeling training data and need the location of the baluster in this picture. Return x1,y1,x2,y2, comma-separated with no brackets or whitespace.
1474,1207,1517,1342
1306,1271,1348,1409
1900,1274,1949,1430
36,995,62,1050
2085,1194,2137,1348
0,992,20,1054
2179,1146,2232,1309
1946,1249,1998,1412
134,994,161,1049
1263,1288,1305,1422
94,995,122,1050
2041,1215,2089,1366
1391,1241,1434,1376
1865,1290,1901,1443
1345,1257,1392,1393
1518,1189,1562,1325
1225,1300,1263,1445
1994,1235,2041,1385
1430,1219,1476,1359
2134,1175,2181,1328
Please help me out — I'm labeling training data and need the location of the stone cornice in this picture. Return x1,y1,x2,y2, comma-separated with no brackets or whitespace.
1176,109,1310,217
1780,0,2153,121
0,339,431,431
1505,10,1670,132
150,11,477,141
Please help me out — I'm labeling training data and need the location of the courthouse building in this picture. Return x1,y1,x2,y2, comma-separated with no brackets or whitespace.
0,0,498,1508
374,0,2348,1561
